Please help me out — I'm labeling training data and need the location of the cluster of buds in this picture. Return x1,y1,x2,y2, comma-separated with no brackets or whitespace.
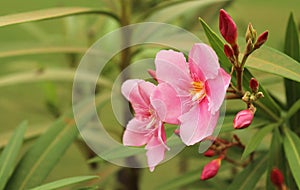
200,135,249,180
270,167,287,190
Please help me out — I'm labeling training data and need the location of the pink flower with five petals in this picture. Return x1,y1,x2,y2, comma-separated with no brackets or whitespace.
154,43,231,145
121,79,181,171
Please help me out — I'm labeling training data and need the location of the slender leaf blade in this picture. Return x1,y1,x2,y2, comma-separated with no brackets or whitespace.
0,7,118,27
29,176,98,190
227,155,268,190
0,121,27,190
242,123,277,159
284,13,300,133
283,128,300,188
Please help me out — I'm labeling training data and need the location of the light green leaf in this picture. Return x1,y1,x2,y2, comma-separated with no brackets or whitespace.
284,13,300,133
0,7,119,28
227,155,268,190
0,69,112,88
242,123,277,159
0,121,27,190
283,127,300,188
246,46,300,82
286,98,300,120
29,176,98,190
5,93,109,189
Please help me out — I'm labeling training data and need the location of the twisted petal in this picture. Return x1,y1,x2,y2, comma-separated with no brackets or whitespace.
179,98,219,146
206,68,231,114
123,118,150,146
188,43,220,81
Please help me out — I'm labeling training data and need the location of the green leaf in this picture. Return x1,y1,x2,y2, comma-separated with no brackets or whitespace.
0,121,27,190
242,123,277,159
155,168,201,190
29,176,98,190
283,127,300,188
5,93,110,190
246,46,300,82
284,13,300,133
199,18,232,73
286,98,300,120
0,7,119,28
227,155,268,190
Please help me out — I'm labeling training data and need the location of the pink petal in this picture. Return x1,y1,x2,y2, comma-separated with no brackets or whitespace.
145,140,166,171
188,43,220,81
179,98,219,146
123,118,150,146
206,68,231,114
155,50,192,93
151,83,181,124
121,80,156,116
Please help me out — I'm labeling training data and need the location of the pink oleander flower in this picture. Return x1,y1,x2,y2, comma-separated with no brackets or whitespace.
233,109,254,129
219,9,238,46
154,43,231,145
121,79,181,171
201,158,222,180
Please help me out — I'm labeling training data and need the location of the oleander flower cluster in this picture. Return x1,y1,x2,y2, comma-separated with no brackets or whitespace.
121,43,231,171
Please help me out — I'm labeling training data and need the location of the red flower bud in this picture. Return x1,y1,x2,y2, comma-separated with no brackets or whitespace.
233,109,254,129
219,9,238,46
254,31,268,49
147,69,157,81
224,44,234,60
204,149,215,157
200,158,221,180
250,78,259,92
270,167,285,187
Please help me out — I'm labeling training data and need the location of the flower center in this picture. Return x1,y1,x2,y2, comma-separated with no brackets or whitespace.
191,81,206,102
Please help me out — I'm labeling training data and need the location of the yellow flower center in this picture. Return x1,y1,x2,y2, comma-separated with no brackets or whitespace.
191,81,206,102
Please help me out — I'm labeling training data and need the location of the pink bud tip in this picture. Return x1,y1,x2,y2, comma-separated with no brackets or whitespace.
233,109,254,129
250,78,259,92
204,149,215,157
255,31,268,49
270,167,285,187
174,129,180,136
147,69,157,81
219,9,238,46
200,158,221,180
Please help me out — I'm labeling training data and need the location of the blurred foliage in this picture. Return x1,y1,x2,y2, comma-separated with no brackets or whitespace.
0,0,299,190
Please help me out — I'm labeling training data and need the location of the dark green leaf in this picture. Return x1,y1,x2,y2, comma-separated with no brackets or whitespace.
0,121,27,190
29,176,98,190
283,127,300,188
227,155,268,190
284,13,300,133
242,123,277,159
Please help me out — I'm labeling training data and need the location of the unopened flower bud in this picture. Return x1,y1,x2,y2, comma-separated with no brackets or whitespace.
245,23,257,43
174,129,180,136
224,44,235,63
219,9,238,46
201,158,221,180
250,78,259,92
254,31,268,49
245,39,254,55
271,167,285,189
204,149,215,157
256,92,264,99
147,69,157,81
242,91,251,102
233,109,254,129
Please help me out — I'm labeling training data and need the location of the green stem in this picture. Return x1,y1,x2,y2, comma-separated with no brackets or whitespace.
254,101,281,122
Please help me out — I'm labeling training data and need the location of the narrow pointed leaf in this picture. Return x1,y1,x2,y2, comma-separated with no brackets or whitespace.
227,155,268,190
29,176,98,190
284,13,300,133
242,123,277,159
283,128,300,188
0,7,119,27
0,121,27,190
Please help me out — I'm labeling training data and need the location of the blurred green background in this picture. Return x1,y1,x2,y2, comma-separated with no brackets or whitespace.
0,0,299,189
